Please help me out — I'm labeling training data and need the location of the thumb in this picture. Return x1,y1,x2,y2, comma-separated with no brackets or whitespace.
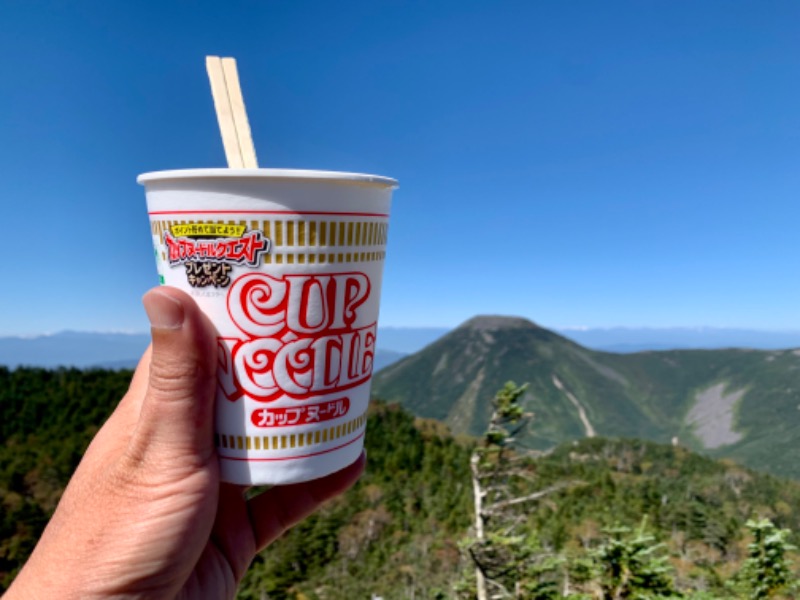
128,286,219,469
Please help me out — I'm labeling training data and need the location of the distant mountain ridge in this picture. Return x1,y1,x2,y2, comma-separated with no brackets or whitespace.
0,331,151,369
6,324,800,369
0,330,414,372
558,325,800,352
372,315,800,479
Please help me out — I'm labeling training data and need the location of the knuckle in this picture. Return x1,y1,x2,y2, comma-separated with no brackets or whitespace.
147,354,212,398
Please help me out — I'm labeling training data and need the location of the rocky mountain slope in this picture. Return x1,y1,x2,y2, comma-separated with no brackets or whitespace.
371,315,800,479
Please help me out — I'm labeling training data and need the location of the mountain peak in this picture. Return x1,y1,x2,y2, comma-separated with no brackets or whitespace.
458,315,540,332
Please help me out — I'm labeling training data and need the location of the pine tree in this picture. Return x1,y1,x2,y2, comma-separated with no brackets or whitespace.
729,518,798,599
583,518,680,599
460,382,575,599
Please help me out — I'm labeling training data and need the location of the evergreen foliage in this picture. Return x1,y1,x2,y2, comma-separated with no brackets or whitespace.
3,368,800,598
584,519,679,599
457,382,800,600
460,381,568,599
0,366,131,589
728,519,798,599
238,402,473,599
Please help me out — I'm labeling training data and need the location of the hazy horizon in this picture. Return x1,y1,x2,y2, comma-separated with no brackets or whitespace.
8,322,800,339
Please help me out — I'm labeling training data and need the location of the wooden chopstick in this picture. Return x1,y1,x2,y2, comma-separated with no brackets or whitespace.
221,57,258,168
206,56,259,168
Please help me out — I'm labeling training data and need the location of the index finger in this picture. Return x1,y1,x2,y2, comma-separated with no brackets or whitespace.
246,451,366,550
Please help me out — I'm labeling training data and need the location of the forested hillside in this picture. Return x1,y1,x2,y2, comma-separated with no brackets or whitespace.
0,366,133,589
3,367,800,598
0,367,472,595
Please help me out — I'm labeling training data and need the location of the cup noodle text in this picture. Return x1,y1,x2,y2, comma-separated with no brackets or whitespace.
217,271,376,424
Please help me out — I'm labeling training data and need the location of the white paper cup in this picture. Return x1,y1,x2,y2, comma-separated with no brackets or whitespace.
138,169,396,485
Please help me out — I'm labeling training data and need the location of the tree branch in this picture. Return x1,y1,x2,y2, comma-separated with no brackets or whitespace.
482,481,581,516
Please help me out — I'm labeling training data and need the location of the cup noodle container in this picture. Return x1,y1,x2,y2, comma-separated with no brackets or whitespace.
138,169,397,485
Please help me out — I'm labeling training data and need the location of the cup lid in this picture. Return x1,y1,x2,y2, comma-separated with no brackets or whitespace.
137,168,398,189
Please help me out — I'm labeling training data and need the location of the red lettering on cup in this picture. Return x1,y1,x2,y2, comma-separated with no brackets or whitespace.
250,397,351,427
220,272,376,401
164,230,269,267
217,337,244,401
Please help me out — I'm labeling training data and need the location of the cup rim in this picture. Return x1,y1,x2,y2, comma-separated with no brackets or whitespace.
137,168,398,189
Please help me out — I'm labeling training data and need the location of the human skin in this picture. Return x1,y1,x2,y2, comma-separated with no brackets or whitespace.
5,287,365,600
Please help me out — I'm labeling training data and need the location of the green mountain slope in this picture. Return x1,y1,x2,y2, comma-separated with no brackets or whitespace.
372,316,800,478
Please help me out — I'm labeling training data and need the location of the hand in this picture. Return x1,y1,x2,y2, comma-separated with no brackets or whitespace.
6,287,365,600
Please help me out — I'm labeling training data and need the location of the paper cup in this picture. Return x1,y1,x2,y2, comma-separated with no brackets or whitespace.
138,169,396,485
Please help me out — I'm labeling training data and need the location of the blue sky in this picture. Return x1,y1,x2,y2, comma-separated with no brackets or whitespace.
3,0,800,335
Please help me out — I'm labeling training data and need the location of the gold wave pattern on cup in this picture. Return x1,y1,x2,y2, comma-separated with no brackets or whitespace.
215,411,368,452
